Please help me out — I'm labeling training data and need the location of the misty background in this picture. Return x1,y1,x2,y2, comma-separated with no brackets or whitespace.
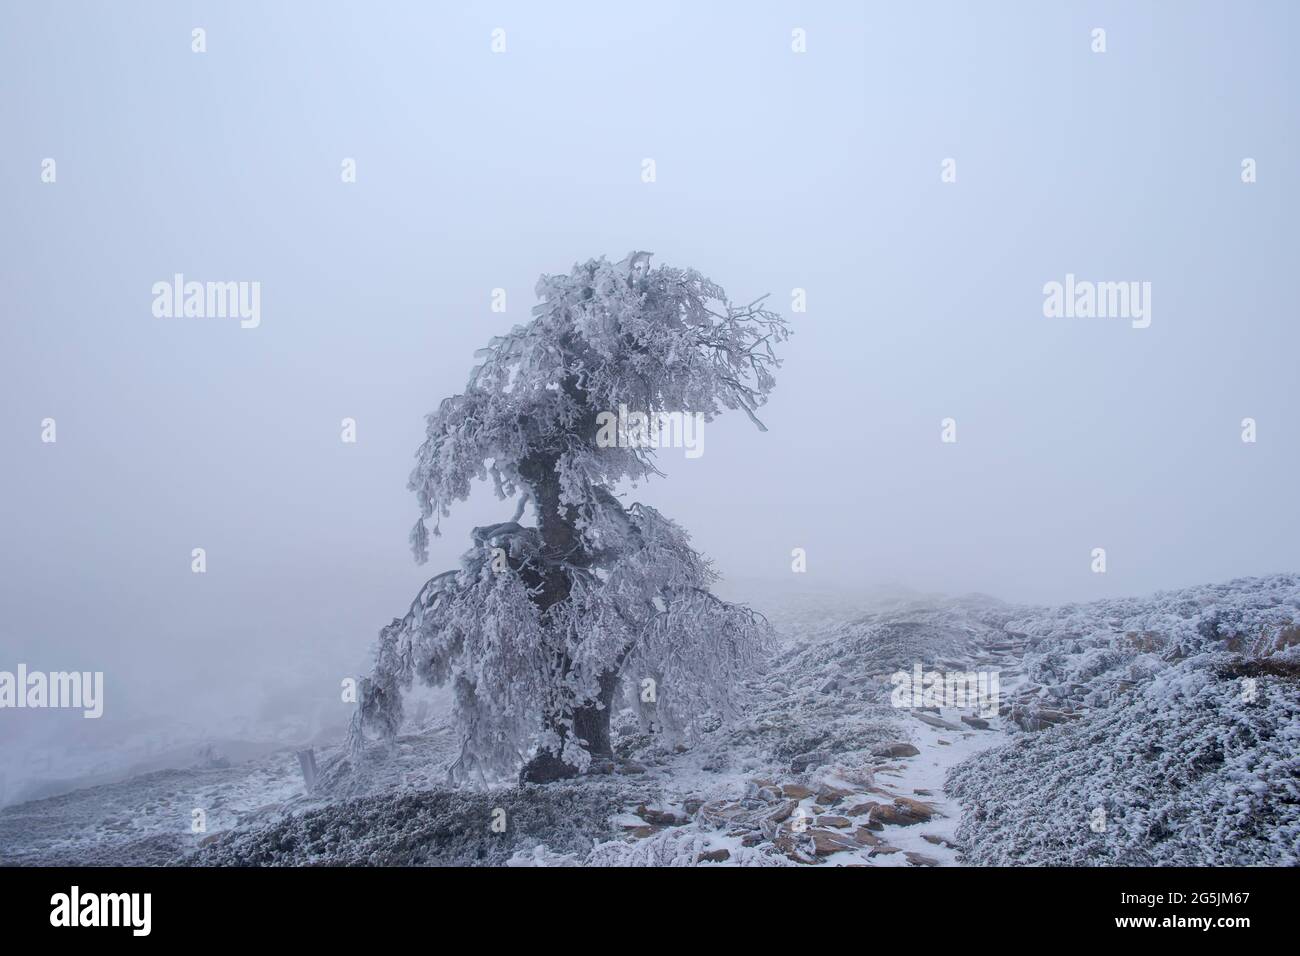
2,1,1298,802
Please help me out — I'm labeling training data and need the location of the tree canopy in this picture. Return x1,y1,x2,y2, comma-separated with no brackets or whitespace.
352,252,790,784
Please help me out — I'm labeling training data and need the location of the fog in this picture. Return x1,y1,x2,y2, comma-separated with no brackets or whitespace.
2,1,1298,800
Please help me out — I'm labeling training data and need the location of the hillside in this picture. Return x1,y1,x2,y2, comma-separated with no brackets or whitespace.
4,576,1296,867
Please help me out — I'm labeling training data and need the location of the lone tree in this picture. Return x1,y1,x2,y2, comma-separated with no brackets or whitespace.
351,252,789,784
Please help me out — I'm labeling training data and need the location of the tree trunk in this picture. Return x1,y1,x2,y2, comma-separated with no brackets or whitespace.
516,449,620,785
519,671,619,784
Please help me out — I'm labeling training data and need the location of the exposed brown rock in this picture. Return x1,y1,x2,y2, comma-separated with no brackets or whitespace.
772,833,815,864
871,742,920,759
816,786,853,806
868,801,931,827
816,815,852,829
810,829,860,855
636,804,687,826
698,800,759,829
921,833,958,849
767,799,798,824
895,796,939,818
853,827,882,846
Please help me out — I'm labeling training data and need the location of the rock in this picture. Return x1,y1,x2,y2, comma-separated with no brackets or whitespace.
810,829,859,855
697,801,750,828
841,800,879,815
905,851,941,867
868,801,931,827
781,784,815,800
683,798,704,815
697,848,730,863
816,815,851,829
636,804,687,826
921,833,958,849
1010,707,1044,731
895,796,938,818
960,715,990,730
913,712,964,731
617,762,647,775
790,751,830,773
767,800,798,824
853,827,882,846
871,742,920,759
937,739,951,745
741,833,764,847
627,826,660,839
197,832,225,848
912,789,933,796
868,845,902,856
772,833,816,864
816,786,853,806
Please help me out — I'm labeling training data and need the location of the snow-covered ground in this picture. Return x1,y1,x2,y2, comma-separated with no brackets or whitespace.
3,575,1296,866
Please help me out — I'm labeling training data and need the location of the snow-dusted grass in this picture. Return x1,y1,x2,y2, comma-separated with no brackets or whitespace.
949,654,1299,865
948,575,1300,866
7,576,1297,867
190,783,622,866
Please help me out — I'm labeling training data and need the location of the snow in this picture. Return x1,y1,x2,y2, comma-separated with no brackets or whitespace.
4,575,1296,867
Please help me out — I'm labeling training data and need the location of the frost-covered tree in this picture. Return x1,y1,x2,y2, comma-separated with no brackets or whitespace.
351,252,789,784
